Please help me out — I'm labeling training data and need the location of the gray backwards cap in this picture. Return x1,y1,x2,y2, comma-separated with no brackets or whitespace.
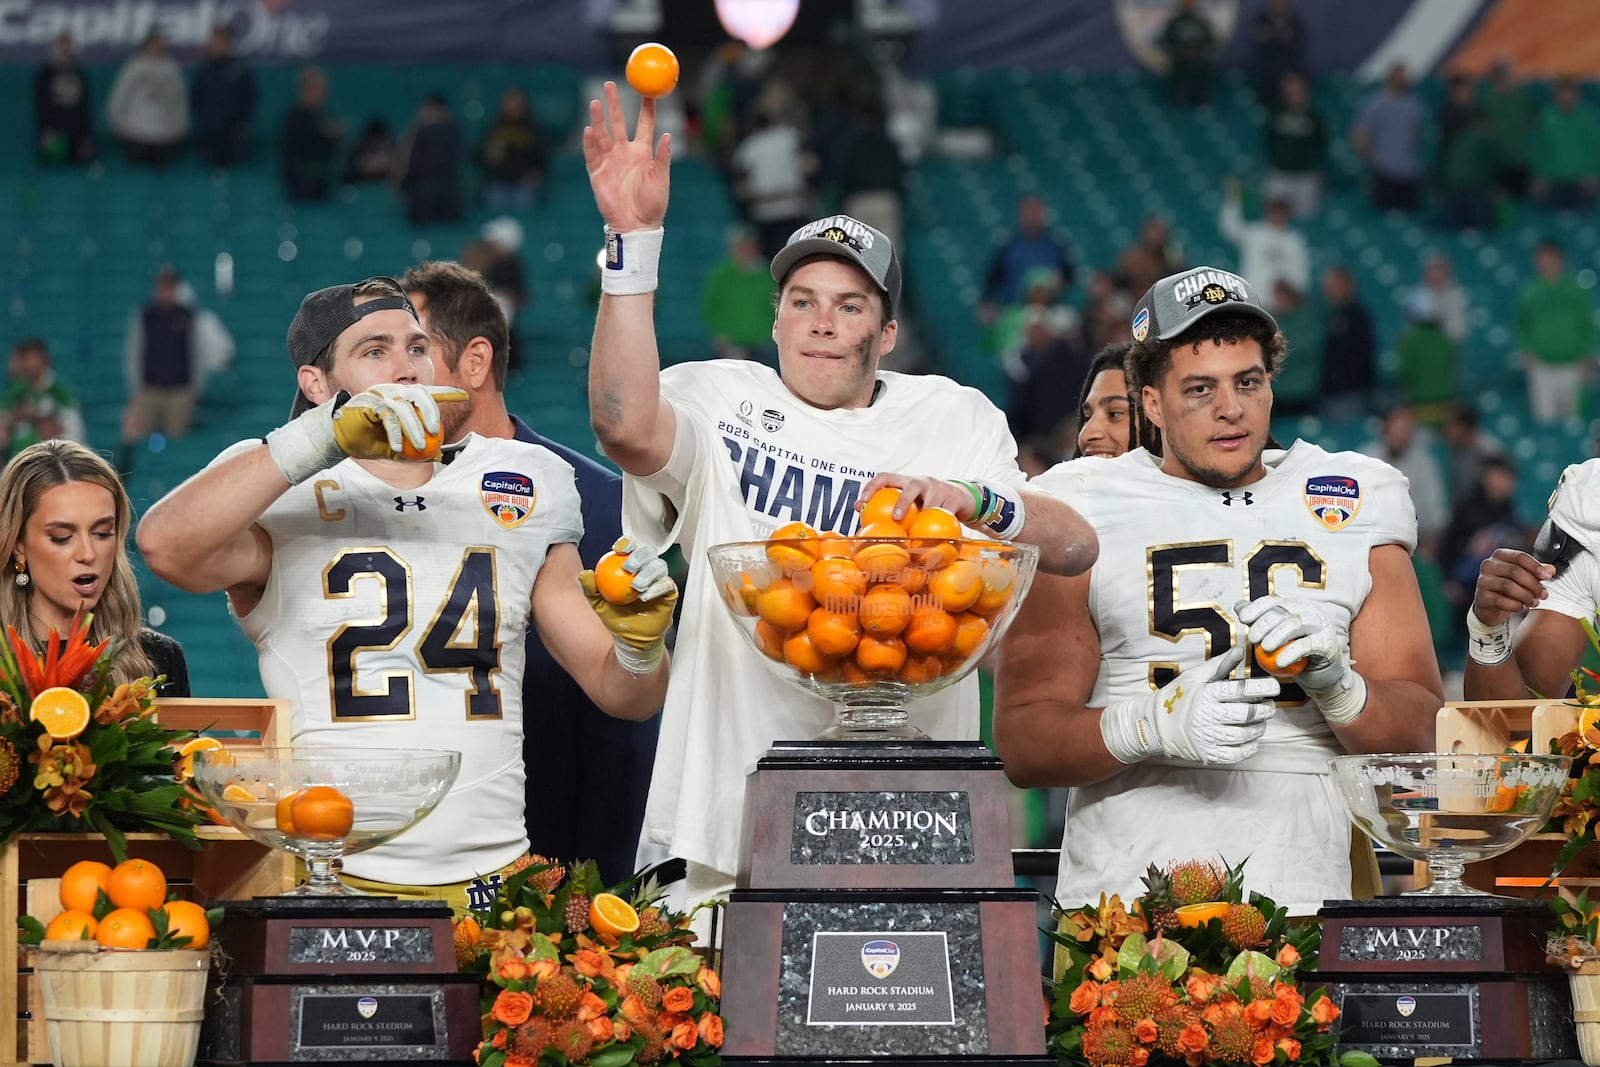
286,278,417,418
769,215,901,319
1131,266,1279,344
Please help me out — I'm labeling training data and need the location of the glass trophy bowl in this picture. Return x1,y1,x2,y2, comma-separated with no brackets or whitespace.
706,536,1040,740
1328,752,1572,897
192,746,462,896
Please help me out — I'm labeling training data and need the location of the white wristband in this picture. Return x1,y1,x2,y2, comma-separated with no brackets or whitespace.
1310,670,1368,726
601,226,663,296
613,636,664,677
1100,699,1153,765
264,397,343,485
1465,608,1514,667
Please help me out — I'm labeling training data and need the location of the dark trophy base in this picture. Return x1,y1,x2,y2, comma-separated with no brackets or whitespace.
197,897,479,1066
1315,896,1577,1061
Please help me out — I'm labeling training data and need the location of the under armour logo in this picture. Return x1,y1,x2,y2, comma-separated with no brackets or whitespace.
1164,686,1183,714
394,496,427,512
1221,491,1254,506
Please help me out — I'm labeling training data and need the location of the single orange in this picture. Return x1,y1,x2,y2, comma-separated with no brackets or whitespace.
755,577,815,632
927,558,983,612
908,507,961,569
29,686,91,741
59,860,112,914
783,630,838,676
811,557,867,610
816,532,855,559
767,521,822,571
107,859,167,912
971,563,1017,617
1174,902,1232,929
590,892,641,939
594,552,638,604
96,907,157,950
625,42,679,98
274,789,302,834
399,423,445,462
839,657,873,686
859,583,912,637
44,909,98,942
900,652,944,684
904,606,958,655
754,618,787,661
724,573,759,615
895,564,929,594
806,608,862,657
160,899,211,949
860,487,918,530
291,786,355,840
175,736,226,780
855,523,911,577
1486,784,1524,813
1253,644,1307,677
948,613,990,661
855,635,908,675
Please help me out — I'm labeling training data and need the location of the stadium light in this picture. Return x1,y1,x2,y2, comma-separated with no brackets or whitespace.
714,0,799,50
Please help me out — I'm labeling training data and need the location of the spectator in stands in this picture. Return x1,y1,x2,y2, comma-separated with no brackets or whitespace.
700,224,778,367
732,103,813,259
1364,404,1448,558
1114,216,1183,305
105,28,188,167
1439,404,1505,506
992,267,1076,378
1436,75,1479,164
1351,64,1424,213
1005,315,1089,451
1,339,85,460
190,23,256,170
1157,0,1217,108
1248,0,1307,107
1481,60,1535,199
1217,182,1309,310
1394,289,1459,424
343,117,395,184
33,32,93,165
1439,455,1524,635
1262,72,1327,219
1414,252,1468,345
1436,106,1499,231
1082,270,1133,353
980,195,1075,323
395,92,465,226
1317,265,1377,423
475,86,547,212
1531,78,1599,212
460,217,530,370
1518,240,1596,423
280,66,342,202
831,98,905,253
119,267,208,470
1268,280,1320,416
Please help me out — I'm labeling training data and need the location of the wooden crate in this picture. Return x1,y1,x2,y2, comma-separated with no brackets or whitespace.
1400,699,1594,897
3,698,294,1067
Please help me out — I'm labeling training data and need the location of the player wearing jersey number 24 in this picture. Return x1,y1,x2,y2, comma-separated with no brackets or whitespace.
996,266,1440,916
138,277,674,910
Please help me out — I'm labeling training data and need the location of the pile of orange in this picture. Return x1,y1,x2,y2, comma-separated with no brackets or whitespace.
39,857,211,951
274,784,356,840
726,488,1019,686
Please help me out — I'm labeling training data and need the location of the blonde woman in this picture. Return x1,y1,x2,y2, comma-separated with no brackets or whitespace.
0,440,188,693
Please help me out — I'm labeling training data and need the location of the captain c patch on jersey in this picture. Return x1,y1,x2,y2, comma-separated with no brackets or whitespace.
1304,475,1361,530
481,471,535,529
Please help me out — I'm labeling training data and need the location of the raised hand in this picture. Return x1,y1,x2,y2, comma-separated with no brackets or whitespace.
332,384,467,461
582,80,672,233
1470,548,1552,629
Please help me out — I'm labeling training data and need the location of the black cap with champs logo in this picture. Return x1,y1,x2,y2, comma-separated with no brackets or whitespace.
769,215,902,320
1131,265,1279,344
286,278,418,418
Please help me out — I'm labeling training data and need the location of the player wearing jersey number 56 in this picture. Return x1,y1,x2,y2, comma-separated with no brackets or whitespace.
583,82,1098,915
996,266,1440,915
137,276,673,905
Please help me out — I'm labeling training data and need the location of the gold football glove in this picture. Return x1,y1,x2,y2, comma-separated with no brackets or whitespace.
578,537,677,674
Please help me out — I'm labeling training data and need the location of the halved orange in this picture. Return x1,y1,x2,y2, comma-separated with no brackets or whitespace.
30,687,90,741
1581,706,1600,747
1174,902,1232,929
589,892,640,940
175,736,225,779
222,784,259,803
275,789,302,834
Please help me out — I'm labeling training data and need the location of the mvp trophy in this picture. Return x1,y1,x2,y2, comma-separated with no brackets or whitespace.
707,537,1051,1066
1320,752,1577,1060
190,747,483,1065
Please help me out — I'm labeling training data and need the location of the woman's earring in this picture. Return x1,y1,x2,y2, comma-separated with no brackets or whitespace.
13,560,27,588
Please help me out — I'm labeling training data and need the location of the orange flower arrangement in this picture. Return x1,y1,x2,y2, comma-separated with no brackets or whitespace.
462,857,722,1067
1047,858,1370,1067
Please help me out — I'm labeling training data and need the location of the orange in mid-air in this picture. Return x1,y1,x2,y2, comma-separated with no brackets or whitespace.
96,907,158,950
625,42,680,98
594,551,639,605
107,859,167,912
291,785,355,840
1254,644,1307,676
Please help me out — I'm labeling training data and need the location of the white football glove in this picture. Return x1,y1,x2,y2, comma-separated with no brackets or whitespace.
265,384,468,484
1236,595,1367,726
1100,647,1279,766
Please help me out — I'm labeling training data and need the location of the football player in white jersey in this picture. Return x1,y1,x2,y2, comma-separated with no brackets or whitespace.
997,266,1441,915
137,276,675,911
1462,461,1600,701
581,83,1100,915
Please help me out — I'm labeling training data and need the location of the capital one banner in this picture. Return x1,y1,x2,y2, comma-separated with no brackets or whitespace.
0,0,604,64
